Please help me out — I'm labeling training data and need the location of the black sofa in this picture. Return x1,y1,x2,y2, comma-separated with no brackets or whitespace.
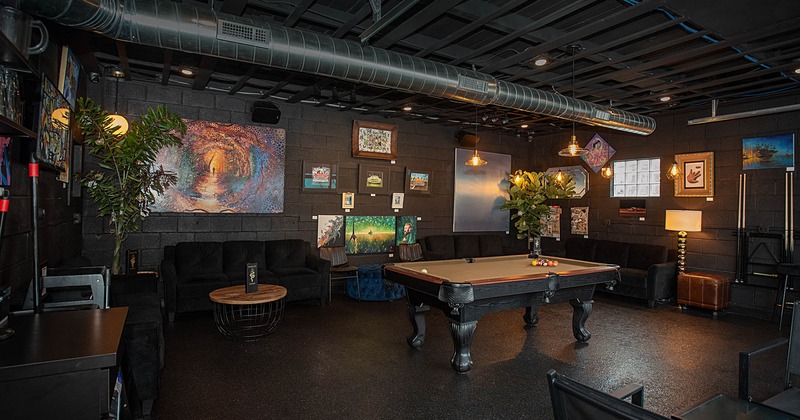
545,237,677,307
161,239,330,320
418,234,525,260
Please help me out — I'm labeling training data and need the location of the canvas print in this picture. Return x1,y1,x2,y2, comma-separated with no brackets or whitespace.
581,133,616,173
303,161,337,191
358,164,390,194
0,136,10,186
571,207,589,235
743,134,794,170
345,215,396,254
58,45,81,108
405,168,431,194
36,77,71,173
317,215,345,248
396,216,417,245
152,120,285,213
453,148,511,232
540,206,561,239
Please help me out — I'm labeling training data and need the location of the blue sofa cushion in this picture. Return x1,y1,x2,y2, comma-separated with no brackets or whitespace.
265,239,307,269
424,235,456,260
347,264,405,301
565,238,597,261
479,235,505,257
454,235,481,258
594,241,629,267
174,242,223,279
627,243,668,271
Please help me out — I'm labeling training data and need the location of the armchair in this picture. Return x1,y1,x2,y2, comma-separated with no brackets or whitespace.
738,299,800,416
546,370,668,420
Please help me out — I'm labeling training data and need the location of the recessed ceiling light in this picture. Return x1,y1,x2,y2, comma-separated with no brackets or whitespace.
179,66,197,77
109,67,125,78
659,95,671,102
794,68,800,74
402,105,412,111
533,57,549,67
521,124,529,128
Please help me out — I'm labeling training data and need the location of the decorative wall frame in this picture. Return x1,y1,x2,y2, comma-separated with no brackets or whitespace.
742,134,794,170
36,76,71,173
0,136,10,187
675,151,714,197
391,192,404,209
317,215,345,247
302,161,337,192
352,120,397,160
545,165,589,198
342,192,355,209
358,164,390,194
405,168,431,195
126,249,139,274
58,45,80,108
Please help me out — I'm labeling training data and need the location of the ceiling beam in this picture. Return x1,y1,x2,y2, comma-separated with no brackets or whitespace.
115,41,132,81
192,56,217,90
371,0,465,49
160,49,173,86
284,0,316,27
228,64,260,95
287,79,332,103
360,0,422,45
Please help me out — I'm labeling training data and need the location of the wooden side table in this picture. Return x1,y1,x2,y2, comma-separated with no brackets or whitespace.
678,272,731,317
209,284,287,340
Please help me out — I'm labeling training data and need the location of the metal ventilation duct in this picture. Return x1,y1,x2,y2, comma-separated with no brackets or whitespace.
22,0,656,135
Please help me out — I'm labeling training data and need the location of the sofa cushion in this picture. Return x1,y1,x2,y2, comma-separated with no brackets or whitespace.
565,238,597,261
223,241,267,276
178,272,230,284
626,244,668,271
454,235,481,258
265,239,308,269
424,235,456,260
227,270,278,286
479,235,504,257
175,242,223,278
594,241,629,267
619,268,648,288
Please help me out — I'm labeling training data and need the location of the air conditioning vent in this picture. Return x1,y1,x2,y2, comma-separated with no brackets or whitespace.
458,75,489,94
594,110,611,121
217,19,270,47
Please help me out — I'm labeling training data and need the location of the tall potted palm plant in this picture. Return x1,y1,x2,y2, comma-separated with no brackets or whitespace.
73,97,186,274
500,170,575,254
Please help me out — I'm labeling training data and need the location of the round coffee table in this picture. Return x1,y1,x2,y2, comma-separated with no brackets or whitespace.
209,284,287,340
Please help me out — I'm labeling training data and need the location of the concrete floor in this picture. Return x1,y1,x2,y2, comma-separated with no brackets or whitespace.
152,294,790,419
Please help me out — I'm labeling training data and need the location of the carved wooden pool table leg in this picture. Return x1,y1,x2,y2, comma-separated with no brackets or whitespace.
406,303,429,348
570,298,593,342
448,320,477,373
523,305,539,326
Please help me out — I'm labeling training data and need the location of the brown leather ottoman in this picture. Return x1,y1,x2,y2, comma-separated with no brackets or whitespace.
678,272,731,316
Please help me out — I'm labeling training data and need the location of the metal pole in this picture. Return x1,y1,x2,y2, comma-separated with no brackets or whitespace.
0,187,7,257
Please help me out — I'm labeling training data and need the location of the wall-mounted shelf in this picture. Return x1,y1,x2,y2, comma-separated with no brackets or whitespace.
0,31,39,75
0,31,40,140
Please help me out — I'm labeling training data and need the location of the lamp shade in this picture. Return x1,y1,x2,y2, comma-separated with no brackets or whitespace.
665,210,702,232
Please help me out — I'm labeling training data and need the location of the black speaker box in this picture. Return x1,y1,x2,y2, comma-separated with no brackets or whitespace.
457,130,480,147
251,101,281,124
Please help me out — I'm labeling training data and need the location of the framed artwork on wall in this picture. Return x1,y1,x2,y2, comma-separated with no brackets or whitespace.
302,161,337,192
345,215,397,254
674,151,714,197
405,168,431,195
342,192,355,209
317,215,345,247
358,164,390,194
58,45,81,108
352,120,397,160
391,192,404,209
36,76,71,173
396,216,417,245
545,165,589,198
0,136,10,187
742,134,794,170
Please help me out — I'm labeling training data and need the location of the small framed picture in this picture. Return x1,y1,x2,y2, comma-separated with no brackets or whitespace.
302,161,337,192
675,152,714,197
342,192,355,209
352,120,398,160
405,168,431,195
126,249,140,274
391,192,405,209
358,164,390,194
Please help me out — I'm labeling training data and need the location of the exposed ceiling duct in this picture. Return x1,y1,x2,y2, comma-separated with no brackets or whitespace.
22,0,656,135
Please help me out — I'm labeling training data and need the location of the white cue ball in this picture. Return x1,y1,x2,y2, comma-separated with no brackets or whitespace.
421,269,428,273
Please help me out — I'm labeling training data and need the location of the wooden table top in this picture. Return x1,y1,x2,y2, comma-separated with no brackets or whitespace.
209,284,287,305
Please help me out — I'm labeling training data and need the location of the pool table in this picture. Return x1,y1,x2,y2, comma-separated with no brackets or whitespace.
383,254,619,372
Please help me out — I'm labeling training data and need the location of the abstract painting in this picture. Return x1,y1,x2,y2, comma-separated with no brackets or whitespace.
581,133,615,173
317,215,345,248
396,216,417,245
345,215,396,254
352,120,397,160
540,206,561,239
152,120,285,213
58,45,80,108
36,76,71,173
453,148,511,232
0,136,10,187
743,134,794,170
571,207,588,235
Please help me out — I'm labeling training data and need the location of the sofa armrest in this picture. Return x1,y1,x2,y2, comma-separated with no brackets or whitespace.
305,253,331,299
738,337,788,401
422,251,446,261
160,259,178,322
645,261,677,302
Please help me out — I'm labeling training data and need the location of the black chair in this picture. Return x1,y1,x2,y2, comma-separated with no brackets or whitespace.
398,243,423,262
775,263,800,329
319,246,360,302
547,369,669,420
739,299,800,416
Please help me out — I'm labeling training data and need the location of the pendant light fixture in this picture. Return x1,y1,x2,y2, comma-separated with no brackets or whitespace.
601,164,614,179
666,161,681,180
465,105,487,166
107,70,129,136
558,45,589,158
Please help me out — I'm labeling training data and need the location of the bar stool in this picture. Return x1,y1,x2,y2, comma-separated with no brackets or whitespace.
775,263,800,329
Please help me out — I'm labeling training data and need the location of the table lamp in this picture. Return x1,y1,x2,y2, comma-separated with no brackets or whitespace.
665,210,702,272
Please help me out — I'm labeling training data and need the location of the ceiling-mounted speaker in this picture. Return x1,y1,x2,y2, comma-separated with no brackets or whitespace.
457,130,480,147
251,101,281,124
